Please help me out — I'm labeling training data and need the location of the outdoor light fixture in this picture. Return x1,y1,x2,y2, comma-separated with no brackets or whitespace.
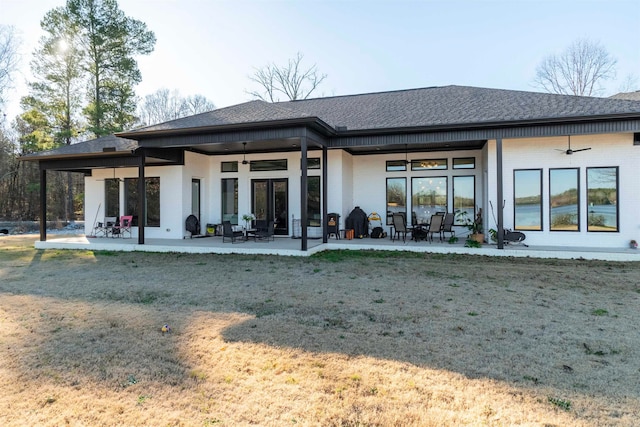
242,142,248,164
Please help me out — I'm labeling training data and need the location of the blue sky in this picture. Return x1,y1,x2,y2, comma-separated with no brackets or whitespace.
2,0,639,120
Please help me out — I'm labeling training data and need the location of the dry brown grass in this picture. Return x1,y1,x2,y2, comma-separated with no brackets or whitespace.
1,234,639,426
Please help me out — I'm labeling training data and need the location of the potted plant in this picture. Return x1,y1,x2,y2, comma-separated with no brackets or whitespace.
456,208,484,244
242,213,255,230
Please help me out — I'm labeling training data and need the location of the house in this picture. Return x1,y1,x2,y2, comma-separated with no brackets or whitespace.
21,85,640,251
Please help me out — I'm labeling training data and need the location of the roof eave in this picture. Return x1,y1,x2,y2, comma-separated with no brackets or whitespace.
117,117,337,140
332,112,640,137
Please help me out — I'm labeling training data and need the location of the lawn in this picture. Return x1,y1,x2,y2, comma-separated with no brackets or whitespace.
1,235,639,426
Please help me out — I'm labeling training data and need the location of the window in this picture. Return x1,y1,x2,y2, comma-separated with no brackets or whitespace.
453,157,475,169
386,160,407,172
587,167,618,232
250,159,287,171
307,176,320,226
411,159,447,171
221,178,238,225
550,168,579,231
453,176,475,225
412,176,447,224
105,179,120,217
514,169,542,231
221,161,238,172
307,158,320,169
386,178,406,225
124,177,160,227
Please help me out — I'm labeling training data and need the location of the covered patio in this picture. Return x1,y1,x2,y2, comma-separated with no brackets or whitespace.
34,233,640,262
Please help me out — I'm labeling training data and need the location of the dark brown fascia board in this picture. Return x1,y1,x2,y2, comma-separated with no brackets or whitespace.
117,117,337,140
19,150,134,163
330,112,640,137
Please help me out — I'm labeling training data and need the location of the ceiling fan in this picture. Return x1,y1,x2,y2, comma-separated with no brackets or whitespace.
556,136,591,155
242,142,249,165
400,144,410,164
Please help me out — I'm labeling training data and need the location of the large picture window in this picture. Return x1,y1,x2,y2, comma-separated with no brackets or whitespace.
386,178,406,225
124,177,160,227
453,176,475,225
221,178,238,225
587,167,618,232
412,176,447,224
307,176,321,226
550,168,579,231
105,179,120,217
514,169,542,231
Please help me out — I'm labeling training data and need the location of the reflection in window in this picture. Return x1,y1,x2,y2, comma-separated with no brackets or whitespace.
307,176,320,226
453,157,475,169
550,168,579,231
221,161,238,172
221,178,238,225
124,177,160,227
307,158,321,169
587,167,618,232
249,159,287,171
453,176,475,225
411,159,447,171
514,169,542,231
105,179,120,217
386,160,407,172
386,178,406,225
412,177,447,224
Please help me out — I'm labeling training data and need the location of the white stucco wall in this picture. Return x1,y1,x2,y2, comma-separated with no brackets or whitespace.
350,150,483,234
489,133,639,248
84,132,638,248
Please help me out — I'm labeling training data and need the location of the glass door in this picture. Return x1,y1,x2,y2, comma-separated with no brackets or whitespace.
191,179,200,220
252,179,288,235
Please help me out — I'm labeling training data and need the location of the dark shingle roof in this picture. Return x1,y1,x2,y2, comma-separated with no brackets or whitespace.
21,134,138,159
124,85,640,135
610,90,640,101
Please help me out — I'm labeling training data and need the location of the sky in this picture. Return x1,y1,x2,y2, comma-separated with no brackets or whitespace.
2,0,639,122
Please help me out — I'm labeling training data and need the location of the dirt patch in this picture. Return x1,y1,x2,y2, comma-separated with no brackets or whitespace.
1,235,639,425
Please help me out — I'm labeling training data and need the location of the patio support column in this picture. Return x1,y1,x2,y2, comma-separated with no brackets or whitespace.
300,134,308,251
496,137,504,249
322,145,328,244
137,149,146,245
39,167,47,242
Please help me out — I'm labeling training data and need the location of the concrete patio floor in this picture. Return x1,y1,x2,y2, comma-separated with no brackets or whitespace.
33,234,640,262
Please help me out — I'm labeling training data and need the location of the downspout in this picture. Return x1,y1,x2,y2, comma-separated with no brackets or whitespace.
137,149,146,245
496,137,504,249
39,167,47,242
300,133,308,251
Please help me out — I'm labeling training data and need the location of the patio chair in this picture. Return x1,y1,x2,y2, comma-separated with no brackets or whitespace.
391,213,412,242
112,215,133,238
441,213,455,240
93,216,116,237
426,214,444,243
222,221,244,243
255,220,275,242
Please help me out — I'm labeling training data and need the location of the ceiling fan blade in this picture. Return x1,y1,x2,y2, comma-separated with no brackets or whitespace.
571,147,591,152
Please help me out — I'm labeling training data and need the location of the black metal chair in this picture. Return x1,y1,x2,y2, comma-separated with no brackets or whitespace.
255,220,275,241
426,214,444,243
441,213,455,240
222,221,244,243
391,213,412,242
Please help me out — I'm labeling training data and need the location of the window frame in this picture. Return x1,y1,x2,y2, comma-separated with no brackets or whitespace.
586,166,619,233
386,177,407,225
513,169,543,231
549,168,580,232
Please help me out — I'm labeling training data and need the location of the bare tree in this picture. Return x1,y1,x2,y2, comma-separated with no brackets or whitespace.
0,25,20,107
137,88,215,126
248,52,327,102
533,39,617,96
